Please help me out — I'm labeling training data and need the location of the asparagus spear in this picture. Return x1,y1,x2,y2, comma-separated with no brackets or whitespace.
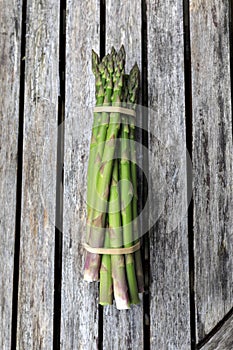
120,130,140,304
99,59,115,303
99,52,126,303
108,160,130,309
120,67,140,304
127,64,144,293
84,47,125,282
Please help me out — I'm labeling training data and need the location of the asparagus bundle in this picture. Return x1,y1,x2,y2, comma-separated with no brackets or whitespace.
84,46,144,309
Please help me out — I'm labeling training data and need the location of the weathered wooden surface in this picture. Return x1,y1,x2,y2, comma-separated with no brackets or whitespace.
190,0,233,342
61,1,100,349
103,1,144,349
201,314,233,350
16,1,60,348
1,0,233,348
148,0,191,348
0,1,22,348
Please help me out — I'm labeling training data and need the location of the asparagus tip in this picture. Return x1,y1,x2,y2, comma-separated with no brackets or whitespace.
92,50,100,71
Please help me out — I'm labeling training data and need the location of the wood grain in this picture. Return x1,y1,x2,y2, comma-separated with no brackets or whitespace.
60,1,100,349
1,1,232,348
201,314,233,350
190,0,233,342
16,1,60,348
0,1,22,348
147,0,191,348
102,1,144,349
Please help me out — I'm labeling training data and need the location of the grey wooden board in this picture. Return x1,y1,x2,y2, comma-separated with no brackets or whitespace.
147,0,191,349
201,314,233,350
190,0,233,342
0,1,22,349
16,1,60,348
60,1,100,349
103,1,144,349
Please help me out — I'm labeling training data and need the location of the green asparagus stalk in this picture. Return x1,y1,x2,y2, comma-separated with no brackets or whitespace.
99,53,122,302
108,160,130,309
120,121,140,304
98,62,114,302
129,125,144,293
99,49,127,304
119,67,140,304
84,47,125,282
127,65,144,293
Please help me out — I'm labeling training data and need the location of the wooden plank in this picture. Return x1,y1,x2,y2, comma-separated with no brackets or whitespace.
102,1,144,349
190,0,233,342
147,0,191,348
16,1,60,348
0,1,22,348
60,1,100,349
201,314,233,350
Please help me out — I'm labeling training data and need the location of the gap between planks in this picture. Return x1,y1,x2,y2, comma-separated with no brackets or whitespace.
53,0,66,349
11,0,27,348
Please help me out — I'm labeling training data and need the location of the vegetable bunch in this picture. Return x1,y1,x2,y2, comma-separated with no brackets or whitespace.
84,45,144,309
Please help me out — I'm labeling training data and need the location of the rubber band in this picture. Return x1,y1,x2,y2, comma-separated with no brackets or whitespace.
94,106,136,117
83,240,140,255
